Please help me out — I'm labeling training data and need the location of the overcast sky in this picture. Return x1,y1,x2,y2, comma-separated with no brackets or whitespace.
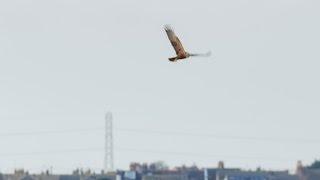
1,0,320,174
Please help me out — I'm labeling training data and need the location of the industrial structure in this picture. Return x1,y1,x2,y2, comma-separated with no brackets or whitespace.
104,112,114,173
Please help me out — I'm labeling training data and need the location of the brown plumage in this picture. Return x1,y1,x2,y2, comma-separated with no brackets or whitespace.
164,25,211,62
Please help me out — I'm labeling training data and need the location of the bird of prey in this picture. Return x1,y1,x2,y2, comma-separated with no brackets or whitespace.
164,25,211,62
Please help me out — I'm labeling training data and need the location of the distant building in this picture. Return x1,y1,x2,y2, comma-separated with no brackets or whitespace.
225,171,268,180
142,174,188,180
296,161,320,180
270,174,299,180
59,175,80,180
205,168,240,180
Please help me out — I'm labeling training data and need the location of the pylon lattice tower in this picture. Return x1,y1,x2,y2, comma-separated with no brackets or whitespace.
104,112,114,172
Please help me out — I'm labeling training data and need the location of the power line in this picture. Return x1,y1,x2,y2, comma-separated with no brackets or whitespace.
0,127,319,144
0,146,301,163
115,147,297,162
0,127,102,136
117,128,320,144
0,147,103,157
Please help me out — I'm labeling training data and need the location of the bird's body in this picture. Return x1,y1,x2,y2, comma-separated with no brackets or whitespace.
164,25,211,62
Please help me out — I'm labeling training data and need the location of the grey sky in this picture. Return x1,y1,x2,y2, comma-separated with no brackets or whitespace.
1,0,320,174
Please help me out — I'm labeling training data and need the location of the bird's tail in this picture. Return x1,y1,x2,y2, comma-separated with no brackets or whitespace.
189,51,211,57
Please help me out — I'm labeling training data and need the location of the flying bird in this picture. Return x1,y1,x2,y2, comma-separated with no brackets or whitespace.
164,25,211,62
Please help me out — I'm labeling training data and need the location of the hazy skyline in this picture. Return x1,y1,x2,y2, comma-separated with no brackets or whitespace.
1,0,320,174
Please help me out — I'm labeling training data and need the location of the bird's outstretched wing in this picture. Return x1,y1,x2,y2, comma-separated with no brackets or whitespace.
164,25,186,56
